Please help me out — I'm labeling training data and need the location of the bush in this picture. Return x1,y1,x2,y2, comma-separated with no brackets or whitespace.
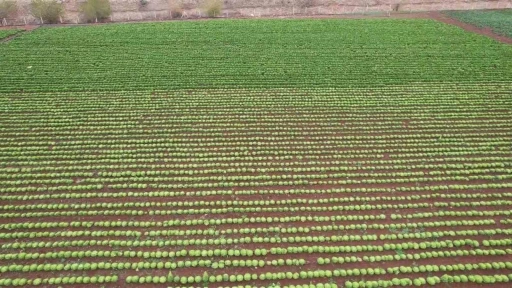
0,0,17,19
202,0,222,17
168,0,183,18
30,0,64,24
81,0,111,22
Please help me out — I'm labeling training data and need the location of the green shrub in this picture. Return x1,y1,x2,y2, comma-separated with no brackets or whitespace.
202,0,222,17
81,0,111,22
30,0,64,24
0,0,17,19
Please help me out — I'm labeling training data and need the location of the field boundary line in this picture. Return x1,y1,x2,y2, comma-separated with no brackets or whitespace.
428,11,512,45
0,26,39,44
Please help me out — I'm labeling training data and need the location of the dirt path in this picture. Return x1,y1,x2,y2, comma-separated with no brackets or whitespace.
428,11,512,44
0,32,23,43
0,25,39,43
0,25,39,31
238,12,432,20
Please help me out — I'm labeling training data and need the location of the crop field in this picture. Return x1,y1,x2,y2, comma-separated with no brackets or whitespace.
0,29,21,41
445,9,512,38
0,19,512,287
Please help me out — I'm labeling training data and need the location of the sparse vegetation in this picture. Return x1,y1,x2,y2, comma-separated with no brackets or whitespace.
295,0,314,8
202,0,222,17
30,0,64,24
168,0,183,18
81,0,112,22
0,0,17,19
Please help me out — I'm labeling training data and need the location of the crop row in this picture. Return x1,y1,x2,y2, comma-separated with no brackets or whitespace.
0,159,508,175
1,158,510,177
2,166,510,181
122,261,512,284
3,168,508,183
1,183,510,201
3,229,511,249
3,151,510,169
0,219,503,240
4,250,509,274
0,261,511,286
3,180,512,195
2,130,510,143
2,122,511,134
1,209,507,230
2,201,510,218
3,129,511,141
1,240,508,261
0,275,118,286
4,192,510,209
2,145,510,159
2,119,510,131
2,169,509,187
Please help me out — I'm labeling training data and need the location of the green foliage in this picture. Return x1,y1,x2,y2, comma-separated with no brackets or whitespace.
81,0,111,22
30,0,63,24
202,0,222,17
0,18,511,288
445,9,512,38
0,29,20,40
1,19,511,92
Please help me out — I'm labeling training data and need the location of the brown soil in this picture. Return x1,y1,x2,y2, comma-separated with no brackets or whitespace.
235,11,433,20
0,25,39,31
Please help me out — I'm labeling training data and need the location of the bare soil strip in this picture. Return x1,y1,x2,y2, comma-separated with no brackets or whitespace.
0,25,39,43
0,25,39,31
0,33,21,43
428,11,512,44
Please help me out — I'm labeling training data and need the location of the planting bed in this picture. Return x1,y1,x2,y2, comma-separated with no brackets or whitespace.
445,9,512,38
0,29,21,41
0,18,511,288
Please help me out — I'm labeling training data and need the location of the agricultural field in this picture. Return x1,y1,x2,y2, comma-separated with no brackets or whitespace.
445,9,512,38
0,18,512,287
0,29,21,40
